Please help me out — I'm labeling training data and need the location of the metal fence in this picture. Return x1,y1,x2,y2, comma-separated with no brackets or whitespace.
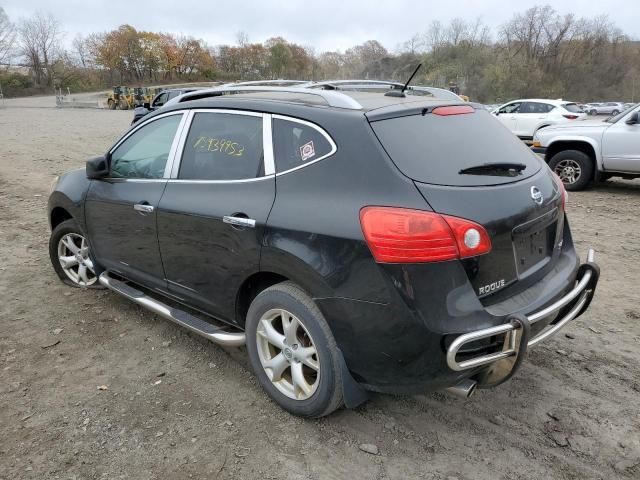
55,88,104,109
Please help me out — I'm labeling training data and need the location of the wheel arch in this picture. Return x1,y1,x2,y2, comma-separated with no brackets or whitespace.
535,124,551,135
545,138,601,172
235,271,290,327
50,206,73,230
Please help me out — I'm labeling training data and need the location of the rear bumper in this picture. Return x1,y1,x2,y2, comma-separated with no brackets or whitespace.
446,249,599,372
317,244,598,395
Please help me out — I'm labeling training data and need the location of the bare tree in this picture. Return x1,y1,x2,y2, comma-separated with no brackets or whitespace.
425,20,444,53
236,31,249,47
0,7,16,66
400,33,425,55
72,34,90,68
18,12,61,86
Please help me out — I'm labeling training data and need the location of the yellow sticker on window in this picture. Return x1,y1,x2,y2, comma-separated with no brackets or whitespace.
193,136,245,157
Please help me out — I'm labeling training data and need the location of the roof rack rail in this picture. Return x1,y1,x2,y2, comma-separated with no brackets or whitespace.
174,86,363,110
221,80,308,87
302,80,404,90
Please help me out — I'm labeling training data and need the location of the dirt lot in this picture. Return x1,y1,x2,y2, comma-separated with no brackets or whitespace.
1,95,639,480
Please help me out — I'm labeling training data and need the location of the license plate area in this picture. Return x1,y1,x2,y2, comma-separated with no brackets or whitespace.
512,209,558,276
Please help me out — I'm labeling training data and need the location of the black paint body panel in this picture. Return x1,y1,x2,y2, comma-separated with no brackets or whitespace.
157,178,276,322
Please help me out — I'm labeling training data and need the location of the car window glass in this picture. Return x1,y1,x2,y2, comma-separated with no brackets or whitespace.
499,102,520,114
153,93,167,107
110,114,182,179
563,103,582,113
273,118,334,173
520,102,553,114
179,112,264,180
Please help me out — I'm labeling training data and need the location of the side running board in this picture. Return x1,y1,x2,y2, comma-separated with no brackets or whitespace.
99,272,246,347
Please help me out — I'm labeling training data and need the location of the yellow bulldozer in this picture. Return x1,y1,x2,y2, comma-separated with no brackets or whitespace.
106,86,135,110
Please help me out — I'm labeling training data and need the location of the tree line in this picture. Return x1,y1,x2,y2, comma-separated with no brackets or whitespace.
0,4,638,102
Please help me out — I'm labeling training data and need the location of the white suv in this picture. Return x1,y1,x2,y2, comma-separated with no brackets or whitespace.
533,103,640,190
492,99,586,140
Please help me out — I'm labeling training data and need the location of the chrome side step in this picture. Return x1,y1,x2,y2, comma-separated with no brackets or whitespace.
99,272,246,347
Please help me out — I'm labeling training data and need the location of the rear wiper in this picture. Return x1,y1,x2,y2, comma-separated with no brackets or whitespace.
459,162,527,177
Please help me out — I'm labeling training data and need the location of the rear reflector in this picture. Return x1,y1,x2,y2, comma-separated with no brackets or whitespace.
432,105,475,116
553,173,568,210
563,114,579,119
359,207,491,263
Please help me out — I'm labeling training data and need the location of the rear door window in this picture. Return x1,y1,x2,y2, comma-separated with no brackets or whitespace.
179,112,264,180
370,109,542,186
272,117,335,173
520,102,554,114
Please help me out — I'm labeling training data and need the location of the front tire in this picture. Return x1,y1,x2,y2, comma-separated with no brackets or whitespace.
49,219,102,288
246,282,344,417
548,150,594,191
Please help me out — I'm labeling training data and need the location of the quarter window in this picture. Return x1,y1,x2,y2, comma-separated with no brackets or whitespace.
179,112,264,180
273,118,334,173
109,114,182,179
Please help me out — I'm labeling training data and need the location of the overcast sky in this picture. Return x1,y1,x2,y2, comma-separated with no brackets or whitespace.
3,0,639,52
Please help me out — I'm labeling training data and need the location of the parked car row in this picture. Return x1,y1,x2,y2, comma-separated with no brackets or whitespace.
533,103,640,190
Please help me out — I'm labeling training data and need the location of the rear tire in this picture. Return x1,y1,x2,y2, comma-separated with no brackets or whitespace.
612,110,620,116
245,281,344,417
548,150,594,191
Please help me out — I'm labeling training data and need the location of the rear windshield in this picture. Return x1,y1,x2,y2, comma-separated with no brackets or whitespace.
370,109,542,186
563,103,582,113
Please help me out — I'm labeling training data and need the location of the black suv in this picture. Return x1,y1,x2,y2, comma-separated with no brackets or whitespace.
48,85,599,417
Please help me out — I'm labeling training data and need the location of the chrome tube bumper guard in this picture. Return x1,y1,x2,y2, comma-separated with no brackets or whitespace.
446,249,599,372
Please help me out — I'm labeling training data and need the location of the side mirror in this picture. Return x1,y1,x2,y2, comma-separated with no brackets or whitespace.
86,155,110,179
626,112,639,125
143,102,150,109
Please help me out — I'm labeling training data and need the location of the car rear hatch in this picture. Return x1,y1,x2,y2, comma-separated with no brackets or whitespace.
368,104,565,303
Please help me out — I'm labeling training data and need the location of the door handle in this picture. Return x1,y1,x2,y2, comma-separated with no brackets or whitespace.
134,203,154,214
223,215,256,228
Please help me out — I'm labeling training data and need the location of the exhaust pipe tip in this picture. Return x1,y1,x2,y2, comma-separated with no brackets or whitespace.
444,379,477,399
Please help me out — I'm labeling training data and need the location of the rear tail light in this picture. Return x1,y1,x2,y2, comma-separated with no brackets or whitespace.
563,114,579,120
359,207,491,263
553,173,568,210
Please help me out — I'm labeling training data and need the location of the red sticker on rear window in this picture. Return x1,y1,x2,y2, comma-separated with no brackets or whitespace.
299,141,315,161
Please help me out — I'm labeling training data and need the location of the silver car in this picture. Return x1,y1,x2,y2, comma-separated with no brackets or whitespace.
584,102,625,116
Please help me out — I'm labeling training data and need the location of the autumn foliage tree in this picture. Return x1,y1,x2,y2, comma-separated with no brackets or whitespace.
2,5,640,103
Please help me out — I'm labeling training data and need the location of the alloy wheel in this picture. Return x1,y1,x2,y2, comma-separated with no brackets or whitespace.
57,233,97,286
554,159,581,185
256,308,320,400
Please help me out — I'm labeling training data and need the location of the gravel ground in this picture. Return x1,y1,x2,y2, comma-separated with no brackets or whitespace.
1,95,639,480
